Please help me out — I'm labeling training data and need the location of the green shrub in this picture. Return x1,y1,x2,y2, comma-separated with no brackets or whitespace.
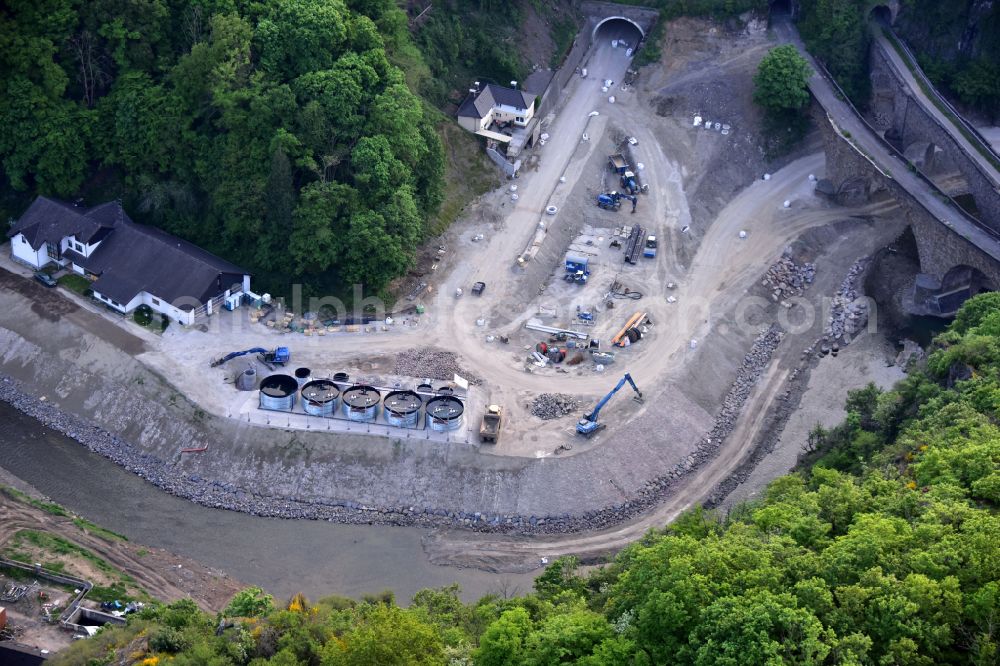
149,626,187,653
133,305,153,327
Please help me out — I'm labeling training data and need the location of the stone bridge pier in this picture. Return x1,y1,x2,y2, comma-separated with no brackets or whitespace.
818,112,1000,316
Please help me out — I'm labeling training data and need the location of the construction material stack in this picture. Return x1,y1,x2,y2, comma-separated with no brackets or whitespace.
612,312,647,347
625,226,646,264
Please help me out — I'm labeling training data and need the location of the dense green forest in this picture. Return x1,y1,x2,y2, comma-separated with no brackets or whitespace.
0,0,447,296
54,293,1000,664
797,0,1000,116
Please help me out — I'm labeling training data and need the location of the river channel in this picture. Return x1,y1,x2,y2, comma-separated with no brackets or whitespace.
0,402,536,603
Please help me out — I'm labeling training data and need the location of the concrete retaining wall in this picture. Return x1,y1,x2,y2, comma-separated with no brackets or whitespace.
536,28,594,120
0,557,92,632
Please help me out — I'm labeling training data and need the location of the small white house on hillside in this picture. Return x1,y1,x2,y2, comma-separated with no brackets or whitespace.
8,196,250,325
456,83,536,134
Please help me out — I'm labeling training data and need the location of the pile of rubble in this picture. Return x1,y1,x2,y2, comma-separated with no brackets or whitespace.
530,394,579,420
826,259,869,342
692,325,785,465
761,250,815,301
393,348,481,384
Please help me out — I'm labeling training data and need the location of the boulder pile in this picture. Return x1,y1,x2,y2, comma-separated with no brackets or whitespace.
761,250,815,301
827,259,869,342
530,393,579,420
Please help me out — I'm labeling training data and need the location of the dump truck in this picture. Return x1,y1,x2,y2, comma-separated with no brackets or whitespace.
608,154,629,174
480,405,503,443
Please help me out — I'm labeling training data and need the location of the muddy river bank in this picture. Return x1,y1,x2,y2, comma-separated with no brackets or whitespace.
0,401,536,603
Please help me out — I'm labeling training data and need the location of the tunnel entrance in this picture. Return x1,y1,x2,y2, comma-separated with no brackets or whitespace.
769,0,793,15
870,5,892,25
593,16,645,45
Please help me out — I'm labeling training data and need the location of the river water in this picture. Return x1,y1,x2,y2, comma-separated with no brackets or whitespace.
0,403,536,603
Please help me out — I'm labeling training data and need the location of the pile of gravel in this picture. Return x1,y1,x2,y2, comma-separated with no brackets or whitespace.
530,393,579,420
393,348,481,384
761,250,815,301
826,259,869,342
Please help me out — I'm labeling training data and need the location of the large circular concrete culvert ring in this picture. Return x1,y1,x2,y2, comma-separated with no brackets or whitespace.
236,366,257,391
259,374,298,411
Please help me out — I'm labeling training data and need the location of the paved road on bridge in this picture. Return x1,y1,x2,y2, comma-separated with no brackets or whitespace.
771,15,1000,265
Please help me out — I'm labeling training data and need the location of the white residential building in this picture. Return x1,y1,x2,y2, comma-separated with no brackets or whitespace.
8,196,251,325
456,83,537,134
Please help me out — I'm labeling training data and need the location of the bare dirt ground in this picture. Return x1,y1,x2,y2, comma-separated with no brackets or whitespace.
719,326,905,511
0,16,919,573
0,469,243,615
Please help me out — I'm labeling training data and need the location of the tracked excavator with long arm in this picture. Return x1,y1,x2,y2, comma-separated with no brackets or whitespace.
576,373,644,436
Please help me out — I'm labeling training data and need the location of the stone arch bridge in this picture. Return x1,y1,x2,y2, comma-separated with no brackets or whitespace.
768,15,1000,318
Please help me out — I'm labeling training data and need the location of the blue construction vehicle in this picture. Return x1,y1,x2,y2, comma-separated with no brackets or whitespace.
564,253,591,284
211,347,290,368
621,170,639,195
576,373,644,436
597,192,622,210
597,191,637,213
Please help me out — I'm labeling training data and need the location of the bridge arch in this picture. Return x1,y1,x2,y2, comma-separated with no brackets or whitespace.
593,16,645,40
941,264,996,293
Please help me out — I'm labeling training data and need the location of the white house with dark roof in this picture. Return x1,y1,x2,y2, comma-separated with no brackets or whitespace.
8,196,251,325
456,83,536,134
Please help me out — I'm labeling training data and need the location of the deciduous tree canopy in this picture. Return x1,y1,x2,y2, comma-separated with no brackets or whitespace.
0,0,445,296
753,44,813,112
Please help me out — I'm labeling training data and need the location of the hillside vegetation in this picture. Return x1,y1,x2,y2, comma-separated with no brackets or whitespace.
797,0,1000,116
894,0,1000,122
0,0,447,297
53,293,1000,664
